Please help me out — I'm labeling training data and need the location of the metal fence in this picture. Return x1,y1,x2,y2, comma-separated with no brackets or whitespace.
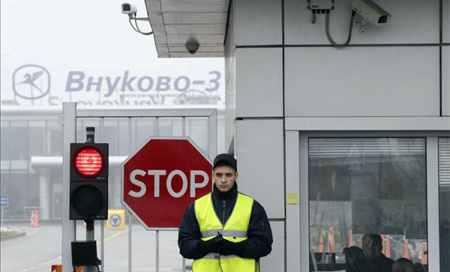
62,103,217,271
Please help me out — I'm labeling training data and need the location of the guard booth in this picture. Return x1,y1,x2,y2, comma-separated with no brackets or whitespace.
61,102,217,271
140,0,450,271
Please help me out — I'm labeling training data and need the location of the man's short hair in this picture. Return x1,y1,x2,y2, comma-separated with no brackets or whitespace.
392,258,415,272
362,234,383,250
213,153,237,171
370,234,382,248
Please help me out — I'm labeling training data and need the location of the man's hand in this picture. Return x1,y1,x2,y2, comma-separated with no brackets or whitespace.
197,235,245,257
197,234,226,254
206,235,226,253
216,239,245,256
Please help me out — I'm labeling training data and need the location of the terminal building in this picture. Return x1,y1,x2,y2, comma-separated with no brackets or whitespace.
1,106,225,222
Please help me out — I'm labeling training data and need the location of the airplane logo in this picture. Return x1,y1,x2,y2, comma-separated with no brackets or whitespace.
13,64,51,100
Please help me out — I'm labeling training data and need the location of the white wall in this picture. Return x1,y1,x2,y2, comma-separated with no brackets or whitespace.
260,221,285,272
225,0,284,150
285,0,440,45
444,46,450,116
235,119,284,219
236,48,283,118
285,131,301,271
444,0,450,43
225,2,236,150
444,0,450,116
285,47,440,117
234,0,282,46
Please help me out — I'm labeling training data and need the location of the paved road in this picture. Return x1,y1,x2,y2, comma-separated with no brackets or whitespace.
1,222,188,272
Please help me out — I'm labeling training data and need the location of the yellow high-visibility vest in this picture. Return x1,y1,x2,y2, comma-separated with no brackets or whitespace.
192,192,258,272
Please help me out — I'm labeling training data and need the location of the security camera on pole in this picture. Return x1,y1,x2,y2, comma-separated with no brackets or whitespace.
308,0,391,47
121,2,153,36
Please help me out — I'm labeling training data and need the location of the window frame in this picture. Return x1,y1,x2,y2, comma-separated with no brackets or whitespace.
298,132,445,272
438,137,450,271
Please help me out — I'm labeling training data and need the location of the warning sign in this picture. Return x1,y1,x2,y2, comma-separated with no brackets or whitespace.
106,209,125,230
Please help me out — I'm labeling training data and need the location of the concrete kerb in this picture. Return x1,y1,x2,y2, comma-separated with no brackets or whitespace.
0,229,27,241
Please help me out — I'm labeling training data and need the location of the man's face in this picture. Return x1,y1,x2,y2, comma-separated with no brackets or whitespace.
362,236,380,259
213,166,237,193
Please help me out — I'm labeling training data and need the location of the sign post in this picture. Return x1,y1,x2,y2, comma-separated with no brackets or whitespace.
0,195,9,226
122,137,213,230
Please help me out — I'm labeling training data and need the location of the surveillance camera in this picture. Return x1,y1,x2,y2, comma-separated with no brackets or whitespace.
352,0,390,26
185,37,200,54
121,3,137,15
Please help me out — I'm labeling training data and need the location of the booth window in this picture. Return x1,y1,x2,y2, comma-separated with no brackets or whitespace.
439,138,450,271
10,121,29,161
308,138,427,271
47,121,62,156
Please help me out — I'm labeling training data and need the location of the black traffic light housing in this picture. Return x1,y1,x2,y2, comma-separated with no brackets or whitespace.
70,142,108,221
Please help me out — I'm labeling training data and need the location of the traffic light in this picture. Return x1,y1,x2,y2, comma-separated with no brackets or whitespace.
70,142,108,220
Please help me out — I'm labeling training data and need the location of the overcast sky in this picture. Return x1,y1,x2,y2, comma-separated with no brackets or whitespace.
0,0,225,105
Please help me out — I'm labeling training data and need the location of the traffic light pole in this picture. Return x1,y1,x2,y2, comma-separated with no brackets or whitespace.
85,220,95,236
85,220,96,272
85,128,97,272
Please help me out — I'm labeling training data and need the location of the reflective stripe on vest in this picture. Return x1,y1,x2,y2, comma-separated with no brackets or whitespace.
192,193,257,272
201,229,248,238
202,253,241,260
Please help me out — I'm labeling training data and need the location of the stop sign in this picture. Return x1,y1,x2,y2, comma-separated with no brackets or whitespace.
122,138,213,229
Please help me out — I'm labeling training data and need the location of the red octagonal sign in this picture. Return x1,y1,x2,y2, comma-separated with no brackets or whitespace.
122,138,212,229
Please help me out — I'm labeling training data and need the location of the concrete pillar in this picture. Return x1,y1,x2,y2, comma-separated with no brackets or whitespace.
39,168,51,220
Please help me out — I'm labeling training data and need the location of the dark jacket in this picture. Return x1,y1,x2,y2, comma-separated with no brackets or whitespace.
178,183,273,260
368,254,394,272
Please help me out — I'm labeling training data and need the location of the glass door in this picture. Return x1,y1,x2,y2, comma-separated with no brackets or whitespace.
300,135,438,272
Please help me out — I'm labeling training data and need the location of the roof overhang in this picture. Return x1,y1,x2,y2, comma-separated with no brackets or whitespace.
145,0,229,58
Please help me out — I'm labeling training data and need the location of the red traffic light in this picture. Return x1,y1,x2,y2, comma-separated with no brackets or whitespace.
70,143,108,220
75,148,103,176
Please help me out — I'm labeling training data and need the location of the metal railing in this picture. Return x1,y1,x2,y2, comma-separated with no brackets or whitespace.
62,103,217,272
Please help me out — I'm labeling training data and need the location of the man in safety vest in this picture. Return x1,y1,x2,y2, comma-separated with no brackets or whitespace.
178,153,273,272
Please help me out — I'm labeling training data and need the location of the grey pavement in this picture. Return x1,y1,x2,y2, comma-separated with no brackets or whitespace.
1,222,188,272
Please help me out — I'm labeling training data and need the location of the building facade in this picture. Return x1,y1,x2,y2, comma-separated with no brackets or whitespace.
219,0,450,271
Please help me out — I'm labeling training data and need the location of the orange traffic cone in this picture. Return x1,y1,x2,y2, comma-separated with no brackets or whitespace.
51,265,63,272
421,242,428,265
30,210,39,228
385,235,391,258
349,229,354,246
403,238,410,259
318,230,324,253
51,265,82,272
51,265,61,272
328,227,335,253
